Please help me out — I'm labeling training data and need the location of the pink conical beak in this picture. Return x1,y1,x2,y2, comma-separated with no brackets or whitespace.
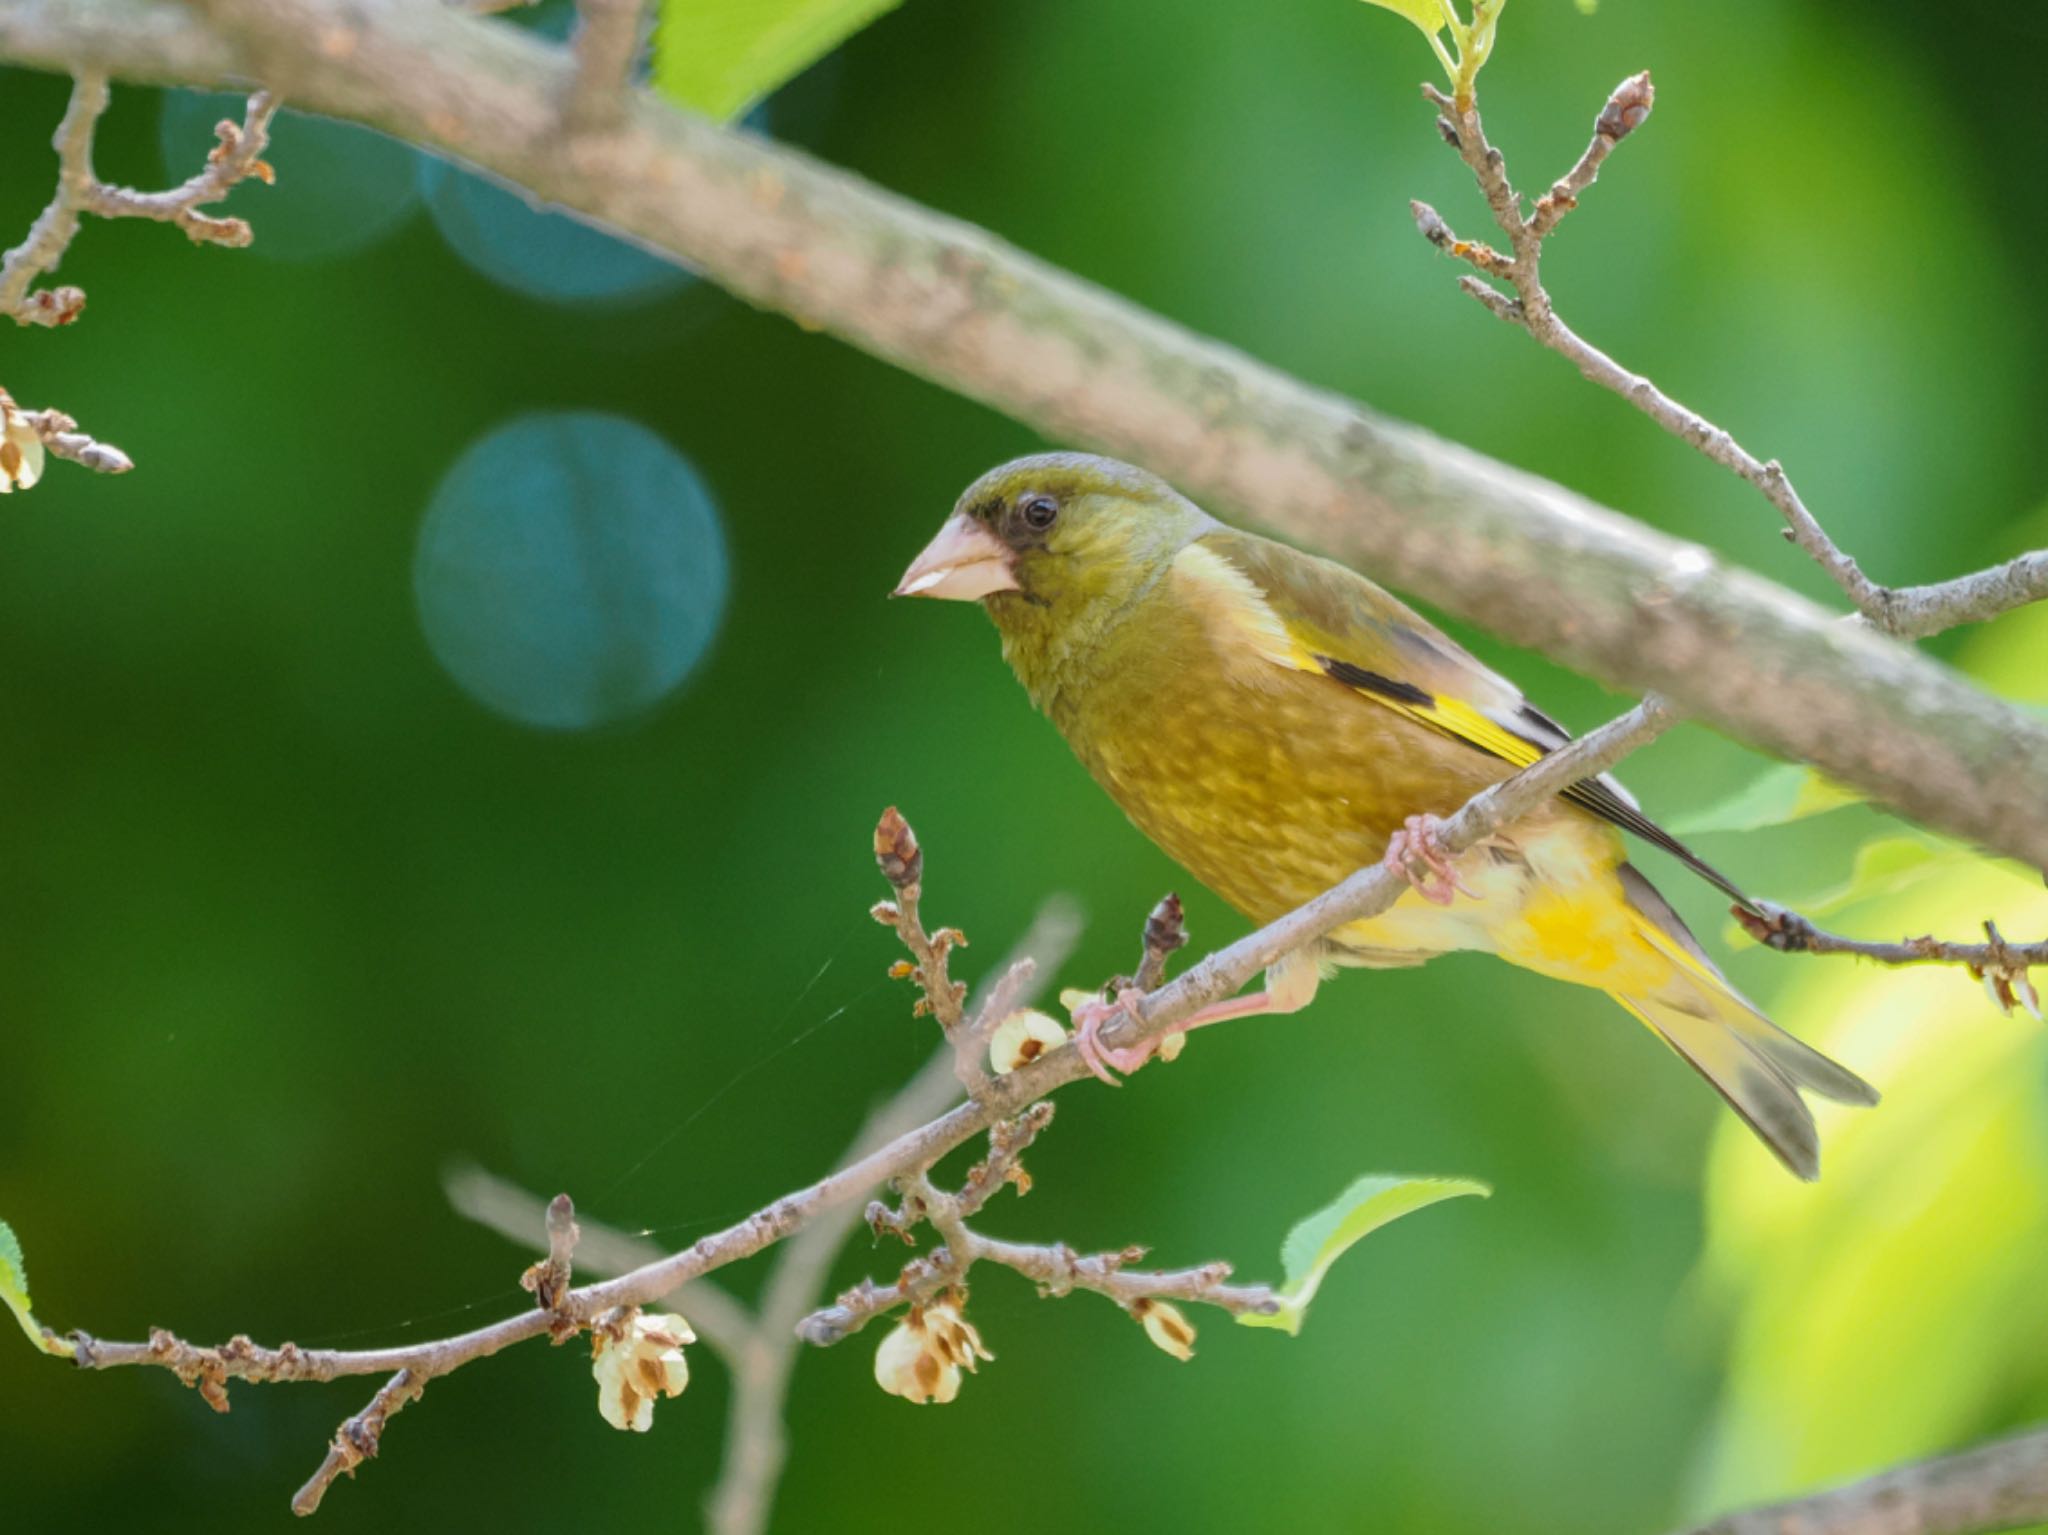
892,513,1021,601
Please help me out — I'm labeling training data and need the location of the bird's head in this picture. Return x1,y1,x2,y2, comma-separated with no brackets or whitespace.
894,453,1212,645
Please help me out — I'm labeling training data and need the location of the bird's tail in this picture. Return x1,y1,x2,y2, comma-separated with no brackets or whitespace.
1614,871,1878,1181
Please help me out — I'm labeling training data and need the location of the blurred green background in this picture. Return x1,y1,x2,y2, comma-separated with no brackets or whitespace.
3,0,2045,1529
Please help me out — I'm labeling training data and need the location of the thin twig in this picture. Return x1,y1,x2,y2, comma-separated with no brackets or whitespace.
801,1151,1277,1348
1878,551,2048,640
563,0,645,133
442,1165,755,1365
1735,909,2043,1019
292,1369,423,1517
516,1193,580,1332
3,76,276,330
83,89,278,246
1674,1423,2048,1535
1415,73,1956,635
968,1232,1278,1318
0,70,108,324
871,807,984,1096
19,406,133,473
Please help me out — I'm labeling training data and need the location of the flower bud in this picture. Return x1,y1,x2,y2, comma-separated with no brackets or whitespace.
591,1310,694,1432
988,1008,1067,1074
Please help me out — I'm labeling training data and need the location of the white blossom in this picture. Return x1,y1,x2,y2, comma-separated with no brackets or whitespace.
873,1301,992,1404
591,1310,694,1432
988,1008,1068,1074
1131,1297,1196,1361
0,394,45,494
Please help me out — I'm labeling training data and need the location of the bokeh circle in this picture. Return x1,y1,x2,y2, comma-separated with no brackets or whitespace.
414,413,729,730
417,158,692,308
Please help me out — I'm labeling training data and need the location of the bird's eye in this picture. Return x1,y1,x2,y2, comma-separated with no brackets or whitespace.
1019,494,1059,532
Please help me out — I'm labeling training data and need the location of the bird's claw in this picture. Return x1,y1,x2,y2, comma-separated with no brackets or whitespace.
1385,814,1475,907
1070,987,1156,1085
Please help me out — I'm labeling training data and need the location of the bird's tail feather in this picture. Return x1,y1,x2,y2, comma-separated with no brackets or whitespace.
1617,907,1878,1181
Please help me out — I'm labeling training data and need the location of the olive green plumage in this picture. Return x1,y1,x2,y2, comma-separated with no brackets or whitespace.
898,452,1877,1178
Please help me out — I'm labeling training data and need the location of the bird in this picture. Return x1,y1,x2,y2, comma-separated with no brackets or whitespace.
893,451,1877,1180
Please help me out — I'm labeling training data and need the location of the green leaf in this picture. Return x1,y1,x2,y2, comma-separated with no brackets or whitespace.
1668,764,1861,836
0,1219,73,1358
1239,1174,1489,1336
1788,836,1979,919
1358,0,1454,41
653,0,901,121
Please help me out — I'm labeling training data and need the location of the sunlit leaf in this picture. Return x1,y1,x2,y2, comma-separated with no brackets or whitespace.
1697,609,2048,1507
1,1219,73,1358
1789,836,1982,918
653,0,900,121
1669,763,1861,836
1357,0,1454,42
1239,1174,1489,1336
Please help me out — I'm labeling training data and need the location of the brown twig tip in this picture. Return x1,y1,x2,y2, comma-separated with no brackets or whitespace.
292,1369,424,1517
1732,902,1813,952
1737,904,2045,1016
20,405,134,475
873,806,922,890
1133,893,1189,993
1411,200,1454,249
16,286,86,326
520,1193,581,1331
1597,70,1655,142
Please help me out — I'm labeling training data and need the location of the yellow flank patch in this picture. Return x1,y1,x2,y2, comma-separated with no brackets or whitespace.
1497,881,1672,996
1172,543,1319,681
1514,884,1627,974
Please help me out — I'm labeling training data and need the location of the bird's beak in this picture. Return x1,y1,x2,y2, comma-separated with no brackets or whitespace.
892,513,1021,601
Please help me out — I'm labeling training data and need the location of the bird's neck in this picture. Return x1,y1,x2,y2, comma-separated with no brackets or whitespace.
988,565,1162,724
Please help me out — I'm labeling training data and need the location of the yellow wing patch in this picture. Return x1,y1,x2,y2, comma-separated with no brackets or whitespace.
1316,654,1544,767
1404,694,1542,767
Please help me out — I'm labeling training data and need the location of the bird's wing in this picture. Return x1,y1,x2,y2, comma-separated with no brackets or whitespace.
1183,529,1758,912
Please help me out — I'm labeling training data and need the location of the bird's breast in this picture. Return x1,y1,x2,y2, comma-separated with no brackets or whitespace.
1054,609,1507,926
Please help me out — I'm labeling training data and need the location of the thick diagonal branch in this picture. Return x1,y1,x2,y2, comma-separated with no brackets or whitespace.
1675,1424,2048,1535
5,0,2048,866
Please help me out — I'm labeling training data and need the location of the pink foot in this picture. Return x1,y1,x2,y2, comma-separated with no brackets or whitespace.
1384,814,1476,907
1070,987,1157,1085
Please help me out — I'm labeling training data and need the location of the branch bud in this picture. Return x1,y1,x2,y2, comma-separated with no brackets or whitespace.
1596,70,1654,142
873,806,923,890
1135,891,1189,991
1411,200,1454,250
